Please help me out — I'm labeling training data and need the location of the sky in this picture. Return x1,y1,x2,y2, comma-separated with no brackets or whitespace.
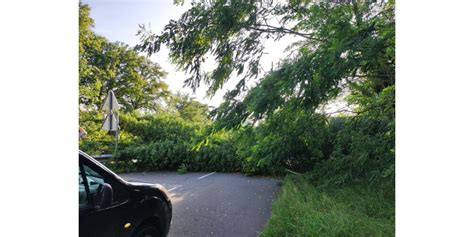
82,0,296,108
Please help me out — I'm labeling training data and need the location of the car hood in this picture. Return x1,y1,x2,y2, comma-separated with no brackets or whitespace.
127,181,166,190
127,181,171,202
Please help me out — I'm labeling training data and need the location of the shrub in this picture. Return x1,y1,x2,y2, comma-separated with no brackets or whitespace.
80,112,242,173
311,86,395,188
177,164,187,174
234,108,329,175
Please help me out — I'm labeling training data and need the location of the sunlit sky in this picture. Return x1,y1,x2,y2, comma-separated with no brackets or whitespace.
82,0,296,108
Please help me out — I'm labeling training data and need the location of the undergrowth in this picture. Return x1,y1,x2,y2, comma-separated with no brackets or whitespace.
260,175,394,237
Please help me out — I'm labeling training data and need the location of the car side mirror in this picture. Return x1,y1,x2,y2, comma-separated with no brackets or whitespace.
95,183,113,209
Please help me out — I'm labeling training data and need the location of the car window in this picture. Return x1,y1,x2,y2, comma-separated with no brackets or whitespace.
79,163,106,208
79,160,129,207
83,165,105,195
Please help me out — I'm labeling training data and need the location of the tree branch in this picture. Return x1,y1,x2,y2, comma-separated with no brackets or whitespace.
244,24,319,41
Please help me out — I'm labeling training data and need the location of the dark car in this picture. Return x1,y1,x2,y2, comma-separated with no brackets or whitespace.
79,150,172,237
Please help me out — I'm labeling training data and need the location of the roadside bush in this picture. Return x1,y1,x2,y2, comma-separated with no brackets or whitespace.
79,111,137,155
116,140,191,170
312,116,394,187
190,130,242,172
102,112,242,173
177,164,187,174
311,86,395,188
234,108,330,175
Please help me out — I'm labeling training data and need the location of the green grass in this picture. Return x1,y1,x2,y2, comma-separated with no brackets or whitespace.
260,175,394,237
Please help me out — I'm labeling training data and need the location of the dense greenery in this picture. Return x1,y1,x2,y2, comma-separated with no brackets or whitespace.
113,112,241,173
80,3,169,112
79,97,242,174
135,1,395,235
80,1,395,235
79,3,239,173
137,0,394,182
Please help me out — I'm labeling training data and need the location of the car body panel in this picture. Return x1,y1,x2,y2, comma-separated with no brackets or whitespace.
79,151,172,237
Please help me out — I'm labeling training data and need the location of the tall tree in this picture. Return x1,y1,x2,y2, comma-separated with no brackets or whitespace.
167,92,210,123
79,3,170,112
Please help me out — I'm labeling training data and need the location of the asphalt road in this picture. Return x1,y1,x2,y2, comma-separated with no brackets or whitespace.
120,171,281,237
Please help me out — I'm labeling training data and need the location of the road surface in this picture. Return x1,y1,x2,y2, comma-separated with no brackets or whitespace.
120,171,280,237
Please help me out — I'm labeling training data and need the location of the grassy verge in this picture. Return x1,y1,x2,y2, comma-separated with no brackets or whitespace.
260,175,394,237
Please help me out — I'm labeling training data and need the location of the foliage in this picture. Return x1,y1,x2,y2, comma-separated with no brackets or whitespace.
232,108,329,175
138,0,394,105
81,1,395,191
80,111,242,173
79,2,396,234
79,110,138,155
136,0,395,188
177,163,188,174
312,86,395,187
115,113,198,170
165,92,211,123
80,3,169,112
192,130,242,172
260,175,394,237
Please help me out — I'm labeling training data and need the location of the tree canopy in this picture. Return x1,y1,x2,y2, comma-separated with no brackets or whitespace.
166,92,211,123
80,3,170,112
137,0,394,126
